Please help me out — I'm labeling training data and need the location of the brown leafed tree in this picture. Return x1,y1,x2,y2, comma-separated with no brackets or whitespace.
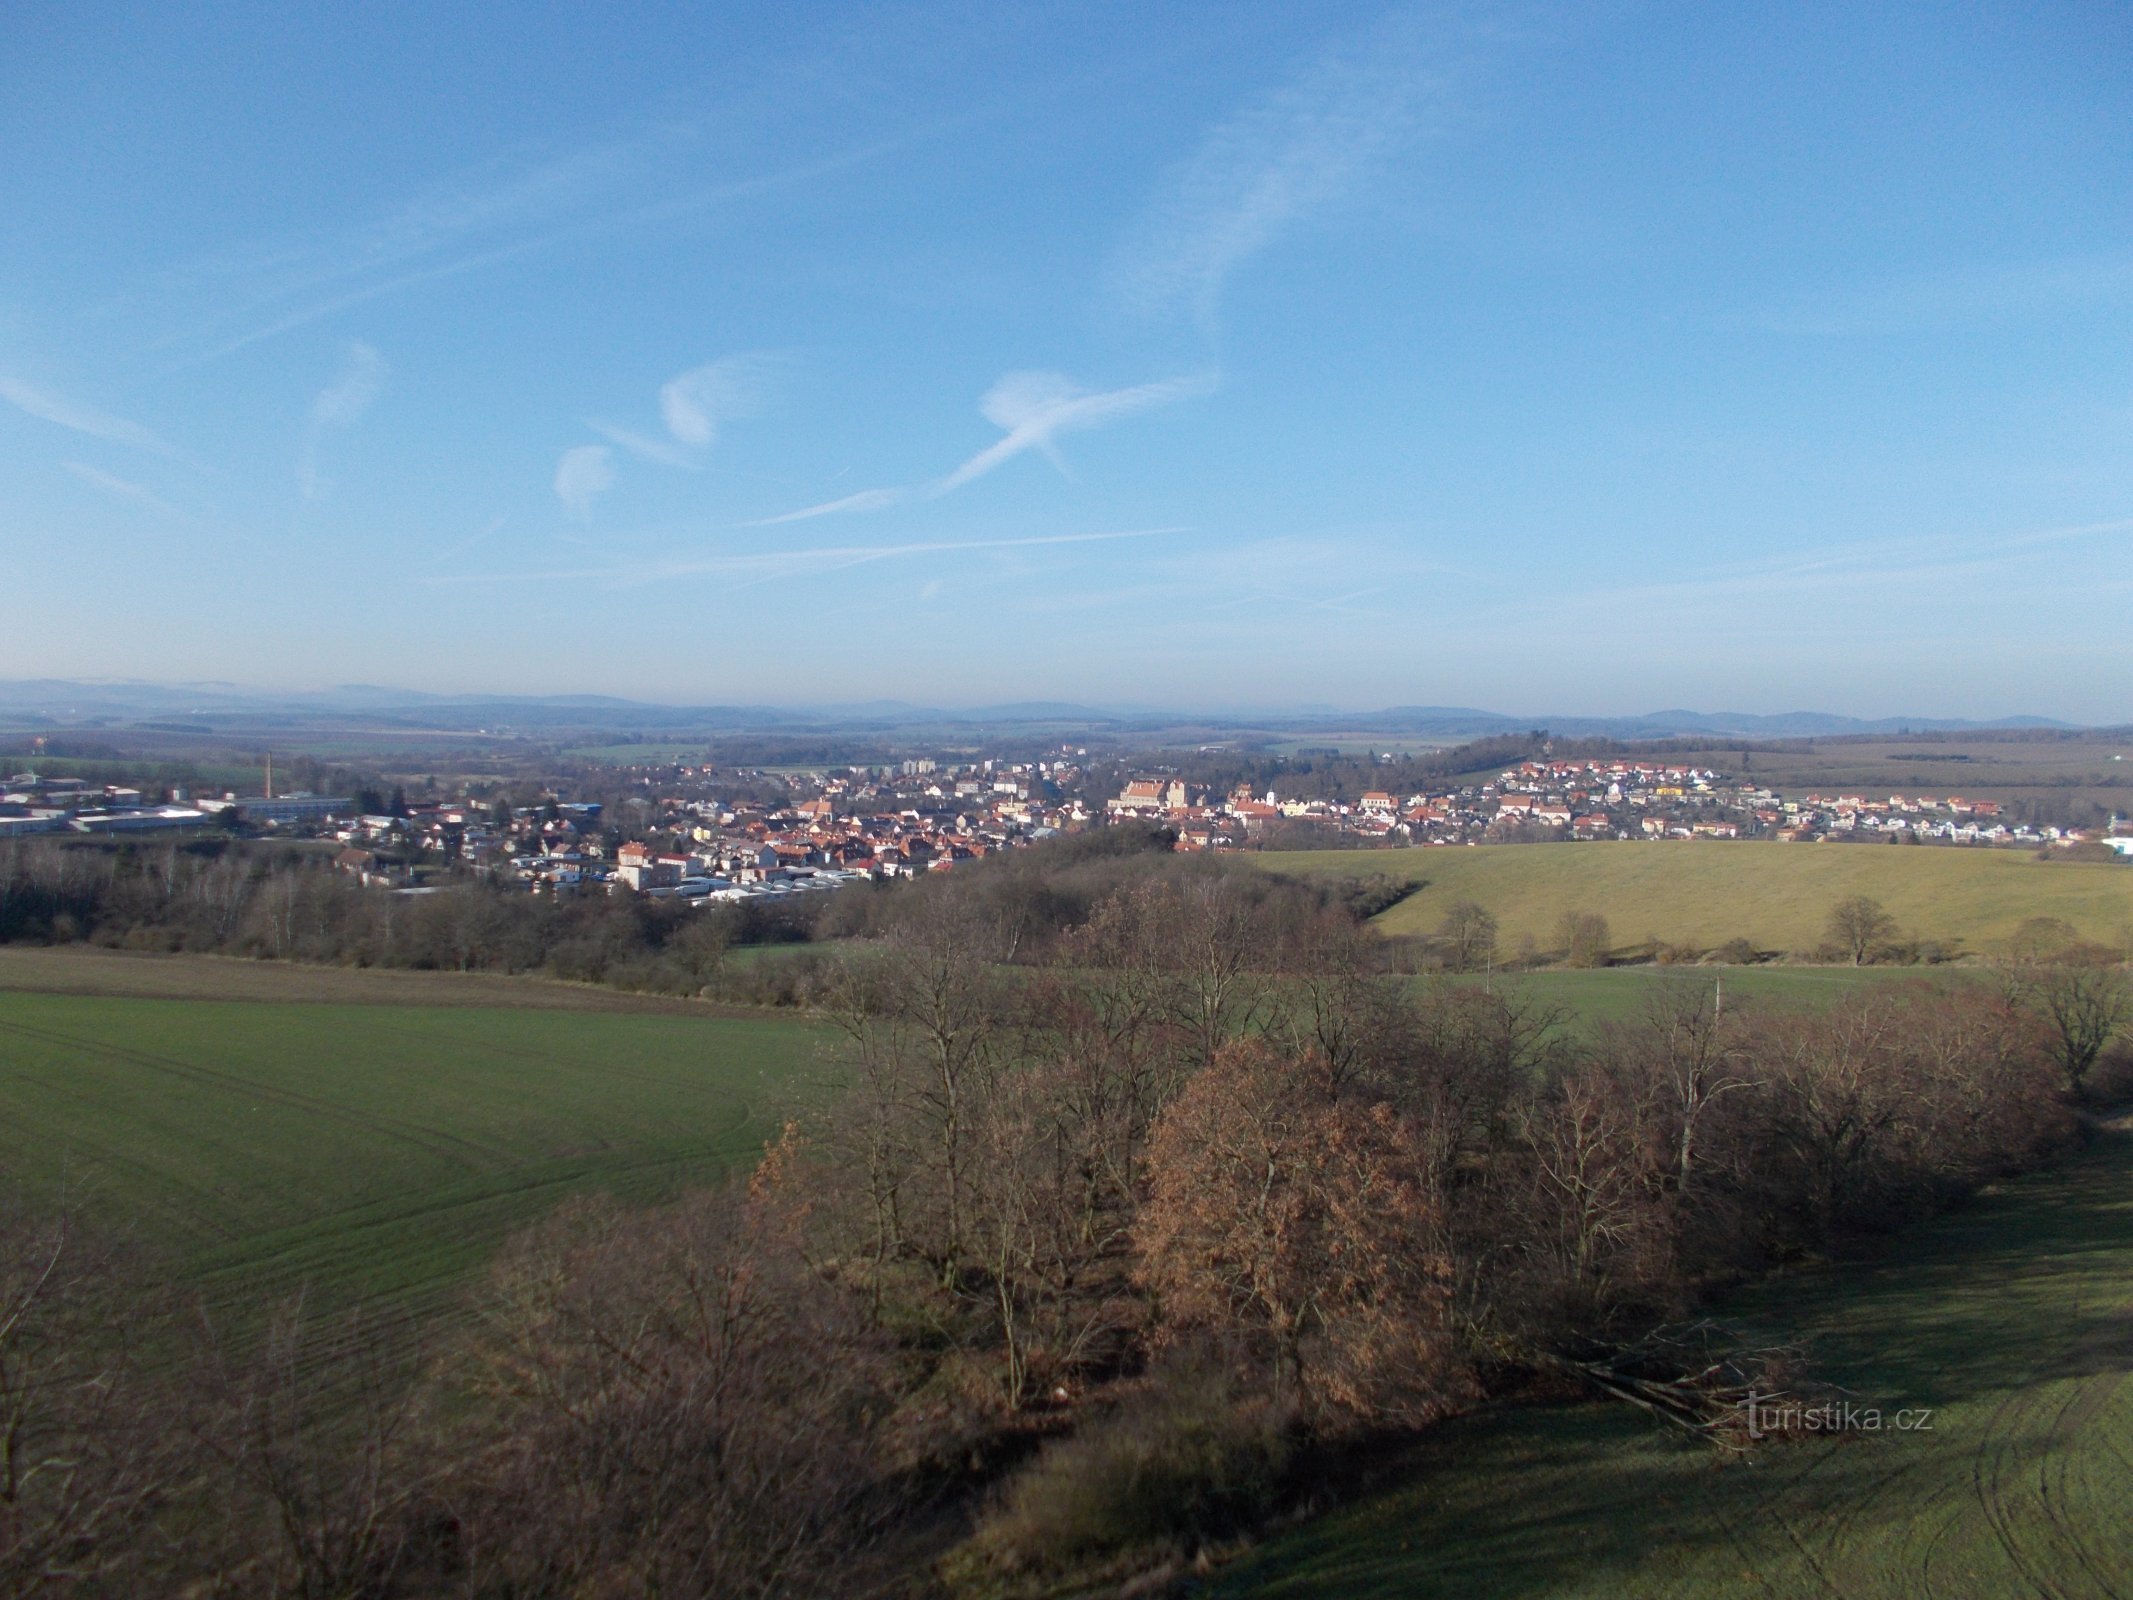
1555,909,1613,969
1134,1043,1461,1428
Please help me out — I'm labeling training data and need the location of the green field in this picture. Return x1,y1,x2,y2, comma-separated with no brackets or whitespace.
1432,965,1958,1030
1268,841,2133,956
562,741,713,764
1223,1112,2133,1598
0,986,830,1335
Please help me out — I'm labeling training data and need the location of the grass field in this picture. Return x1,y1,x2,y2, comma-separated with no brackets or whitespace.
0,977,831,1338
1266,841,2133,957
561,741,712,764
1433,966,1957,1030
1222,1112,2133,1598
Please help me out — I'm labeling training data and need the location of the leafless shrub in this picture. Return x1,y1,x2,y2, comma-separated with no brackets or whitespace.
0,1202,187,1598
189,1300,437,1600
448,1183,899,1600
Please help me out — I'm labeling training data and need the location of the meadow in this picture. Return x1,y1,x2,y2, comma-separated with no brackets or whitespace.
1430,964,1954,1030
1221,1111,2133,1599
0,969,830,1338
560,740,713,764
1268,840,2133,956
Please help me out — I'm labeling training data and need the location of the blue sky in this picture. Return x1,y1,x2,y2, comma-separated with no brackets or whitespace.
2,2,2128,718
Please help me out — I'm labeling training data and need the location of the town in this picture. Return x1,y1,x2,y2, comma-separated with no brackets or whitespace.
1109,755,2128,851
6,749,2128,907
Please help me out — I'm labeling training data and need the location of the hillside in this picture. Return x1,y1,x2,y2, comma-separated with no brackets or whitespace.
1266,841,2132,956
1221,1111,2133,1598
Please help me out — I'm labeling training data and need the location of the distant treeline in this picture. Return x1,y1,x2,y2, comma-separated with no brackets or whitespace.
0,827,1411,1006
1141,731,1550,804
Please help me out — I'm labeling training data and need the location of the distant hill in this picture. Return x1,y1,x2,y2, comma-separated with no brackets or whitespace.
1337,706,2075,739
0,680,2092,742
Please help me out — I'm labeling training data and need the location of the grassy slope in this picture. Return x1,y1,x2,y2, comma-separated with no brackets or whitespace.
1433,966,1952,1031
1221,1117,2133,1599
0,988,830,1335
1265,841,2133,954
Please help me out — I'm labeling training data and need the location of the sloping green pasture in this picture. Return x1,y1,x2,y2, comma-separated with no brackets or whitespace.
1267,841,2132,955
1438,966,1962,1031
1224,1116,2133,1598
0,990,830,1335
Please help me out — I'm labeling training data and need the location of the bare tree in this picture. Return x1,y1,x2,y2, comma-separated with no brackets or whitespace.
1825,895,1898,966
1635,980,1758,1190
1162,875,1274,1069
455,1186,896,1599
831,890,1011,1287
1511,1060,1671,1321
966,1067,1130,1407
1438,898,1499,973
2011,961,2132,1097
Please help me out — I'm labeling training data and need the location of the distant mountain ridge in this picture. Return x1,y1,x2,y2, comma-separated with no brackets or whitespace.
0,679,2094,741
1339,706,2077,738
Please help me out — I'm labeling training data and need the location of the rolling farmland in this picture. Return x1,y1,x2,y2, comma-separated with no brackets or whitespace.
1268,841,2133,956
0,972,830,1336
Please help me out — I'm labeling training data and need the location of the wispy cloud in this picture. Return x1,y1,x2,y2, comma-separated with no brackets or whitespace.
554,445,615,520
660,357,769,448
588,354,775,471
742,487,908,526
60,459,190,522
310,341,388,426
748,369,1214,525
0,375,181,458
1110,13,1442,327
435,526,1184,588
1187,534,1438,615
298,341,387,500
933,370,1217,494
150,103,997,369
588,422,699,468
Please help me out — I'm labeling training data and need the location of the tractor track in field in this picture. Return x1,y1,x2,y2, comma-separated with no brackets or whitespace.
1971,1345,2081,1598
357,1015,786,1117
1961,1292,2133,1600
0,1013,502,1167
182,1094,763,1299
2033,1310,2133,1600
